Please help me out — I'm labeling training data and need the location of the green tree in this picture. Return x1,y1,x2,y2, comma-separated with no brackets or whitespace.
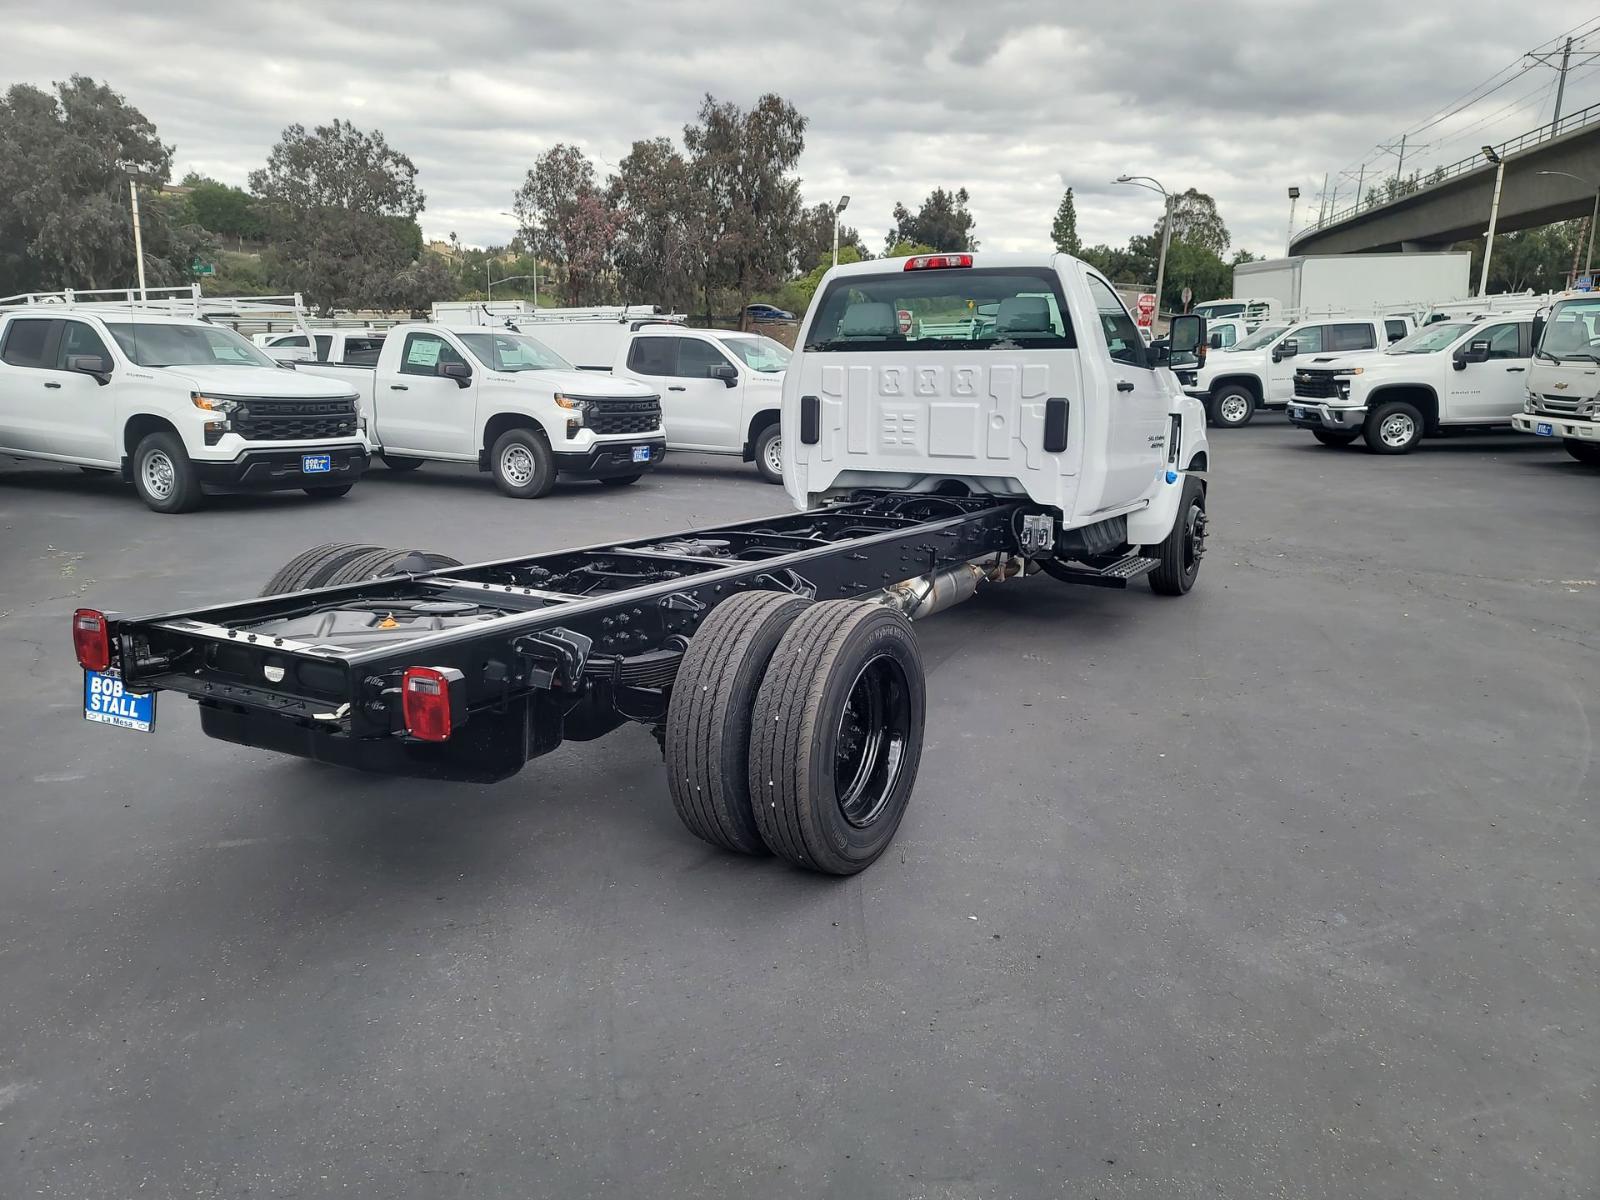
1159,189,1229,256
885,187,977,253
1051,187,1081,256
1231,248,1260,266
180,173,264,245
608,136,703,311
684,93,808,325
249,119,425,313
792,201,864,272
0,76,211,293
514,143,621,306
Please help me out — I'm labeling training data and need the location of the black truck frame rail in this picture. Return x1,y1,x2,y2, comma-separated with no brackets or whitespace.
106,492,1024,781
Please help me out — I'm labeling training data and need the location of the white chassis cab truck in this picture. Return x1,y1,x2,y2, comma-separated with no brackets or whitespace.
0,288,369,512
1287,316,1533,453
1511,292,1600,466
71,253,1210,878
296,323,666,496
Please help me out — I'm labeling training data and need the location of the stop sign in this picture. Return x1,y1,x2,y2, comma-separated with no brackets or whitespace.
1135,293,1157,327
897,309,913,334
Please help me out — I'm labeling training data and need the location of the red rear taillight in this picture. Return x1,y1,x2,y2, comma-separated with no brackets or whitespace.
72,608,110,672
904,253,973,271
402,666,456,742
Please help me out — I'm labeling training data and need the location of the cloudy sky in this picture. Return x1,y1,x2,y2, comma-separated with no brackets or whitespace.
7,2,1597,261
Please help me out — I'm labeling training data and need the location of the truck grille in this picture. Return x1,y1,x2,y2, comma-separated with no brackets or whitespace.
1536,393,1586,414
233,396,359,442
584,396,661,436
1294,370,1344,400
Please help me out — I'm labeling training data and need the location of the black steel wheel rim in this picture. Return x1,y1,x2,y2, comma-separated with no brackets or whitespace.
834,653,911,828
1183,503,1207,576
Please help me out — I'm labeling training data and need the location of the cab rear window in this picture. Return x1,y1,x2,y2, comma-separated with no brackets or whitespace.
805,268,1076,351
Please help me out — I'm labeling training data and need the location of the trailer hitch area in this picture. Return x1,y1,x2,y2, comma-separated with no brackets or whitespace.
513,628,593,692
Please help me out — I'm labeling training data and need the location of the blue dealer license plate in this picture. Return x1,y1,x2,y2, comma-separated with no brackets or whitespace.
302,454,332,473
84,670,155,733
1535,422,1554,437
632,446,652,463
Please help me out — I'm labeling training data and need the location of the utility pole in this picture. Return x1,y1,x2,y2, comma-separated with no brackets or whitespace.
1316,172,1330,224
128,179,148,300
1479,146,1506,297
1526,36,1600,130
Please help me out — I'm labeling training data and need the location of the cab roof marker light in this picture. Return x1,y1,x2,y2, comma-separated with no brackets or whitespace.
904,254,974,272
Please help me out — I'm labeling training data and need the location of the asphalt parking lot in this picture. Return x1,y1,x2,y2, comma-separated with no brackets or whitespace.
1,425,1596,1198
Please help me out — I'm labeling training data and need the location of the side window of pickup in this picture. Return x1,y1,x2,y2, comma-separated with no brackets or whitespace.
626,337,677,376
1289,325,1326,354
1328,323,1377,352
399,333,466,377
1085,276,1149,368
57,321,112,370
676,338,732,379
314,335,333,362
1480,323,1522,359
1385,319,1409,343
1,318,60,368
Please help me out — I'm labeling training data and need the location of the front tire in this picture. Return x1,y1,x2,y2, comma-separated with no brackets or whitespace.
381,454,424,472
1148,475,1206,596
1564,438,1600,466
132,431,203,513
303,484,354,498
753,424,783,484
489,427,556,498
1209,384,1256,428
598,474,641,488
1312,430,1358,447
1364,399,1423,454
749,601,925,875
665,591,813,855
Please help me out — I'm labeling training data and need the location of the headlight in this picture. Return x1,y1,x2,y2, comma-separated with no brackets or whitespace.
191,392,238,415
1342,367,1364,376
553,393,588,411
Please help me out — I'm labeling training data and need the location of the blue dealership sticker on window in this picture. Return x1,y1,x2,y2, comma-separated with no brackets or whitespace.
83,670,155,732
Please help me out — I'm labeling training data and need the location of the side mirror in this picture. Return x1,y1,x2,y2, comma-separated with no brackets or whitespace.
67,354,111,384
437,360,472,387
1208,332,1223,349
1169,314,1205,358
709,361,739,387
1274,338,1299,362
1456,339,1491,369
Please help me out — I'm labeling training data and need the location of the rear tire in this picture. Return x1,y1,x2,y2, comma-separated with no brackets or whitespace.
754,424,783,484
489,427,556,498
303,484,354,498
381,454,424,472
748,601,925,875
131,431,203,514
665,591,813,855
1564,438,1600,465
1209,384,1256,428
1312,430,1358,447
1148,475,1206,596
1364,399,1423,454
598,474,641,487
260,543,382,596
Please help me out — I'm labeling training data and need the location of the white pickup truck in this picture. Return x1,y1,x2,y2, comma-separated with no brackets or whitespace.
1177,314,1415,427
1287,316,1533,453
0,293,368,512
505,318,788,483
1512,292,1600,466
257,329,387,366
296,323,665,497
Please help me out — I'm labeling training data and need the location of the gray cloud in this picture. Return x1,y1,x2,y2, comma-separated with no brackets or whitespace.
3,0,1585,264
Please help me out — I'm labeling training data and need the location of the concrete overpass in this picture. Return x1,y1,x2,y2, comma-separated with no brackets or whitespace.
1291,100,1600,256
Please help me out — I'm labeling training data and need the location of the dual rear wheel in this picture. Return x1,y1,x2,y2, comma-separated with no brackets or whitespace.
665,592,926,875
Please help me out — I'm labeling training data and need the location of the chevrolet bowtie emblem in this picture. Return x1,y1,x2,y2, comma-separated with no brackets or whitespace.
1554,382,1570,390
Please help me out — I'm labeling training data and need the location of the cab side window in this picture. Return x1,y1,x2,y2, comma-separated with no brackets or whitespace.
626,337,676,376
399,332,467,377
2,319,59,368
1385,319,1409,343
1213,324,1237,348
1328,323,1377,352
57,321,112,369
1480,323,1522,359
1287,325,1325,354
676,338,732,379
1085,276,1149,368
314,335,333,362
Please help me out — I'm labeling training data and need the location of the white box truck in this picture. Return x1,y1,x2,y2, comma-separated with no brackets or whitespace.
1221,253,1471,321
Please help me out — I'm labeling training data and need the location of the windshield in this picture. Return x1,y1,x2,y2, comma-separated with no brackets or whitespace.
103,322,277,368
1233,324,1289,352
457,332,571,372
806,268,1076,352
1540,298,1600,358
717,335,790,372
1195,301,1245,319
1385,323,1472,355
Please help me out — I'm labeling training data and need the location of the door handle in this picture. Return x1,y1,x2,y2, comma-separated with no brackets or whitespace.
1116,380,1135,392
1505,366,1526,372
668,385,686,392
43,381,62,389
389,384,409,391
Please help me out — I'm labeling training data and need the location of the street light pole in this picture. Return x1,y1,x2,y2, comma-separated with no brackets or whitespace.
1479,146,1506,297
832,194,851,269
1115,174,1173,321
128,179,148,300
1286,186,1301,255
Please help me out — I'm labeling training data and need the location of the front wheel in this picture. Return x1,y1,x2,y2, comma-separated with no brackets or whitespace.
303,484,354,498
1563,438,1600,466
1148,475,1206,596
489,427,556,498
132,431,203,513
753,424,783,484
381,454,424,472
1209,385,1256,428
598,474,641,488
1364,400,1423,454
1312,430,1358,447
